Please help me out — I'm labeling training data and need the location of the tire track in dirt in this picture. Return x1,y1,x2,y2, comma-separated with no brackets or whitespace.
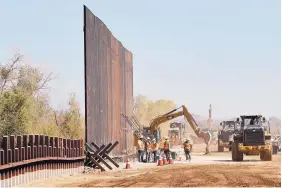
76,155,281,187
220,167,280,187
168,169,187,187
221,171,248,187
81,164,280,187
255,174,281,187
102,169,156,187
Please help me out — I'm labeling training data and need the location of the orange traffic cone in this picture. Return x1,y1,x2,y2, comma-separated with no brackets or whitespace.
157,159,163,166
163,158,168,165
169,159,173,164
125,159,130,169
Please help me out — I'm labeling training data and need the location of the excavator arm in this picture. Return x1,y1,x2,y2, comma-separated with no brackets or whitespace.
149,105,211,145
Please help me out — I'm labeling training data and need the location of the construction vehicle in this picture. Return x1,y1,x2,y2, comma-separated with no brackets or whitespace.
217,121,235,152
122,105,212,149
146,105,212,145
120,114,152,146
232,115,272,161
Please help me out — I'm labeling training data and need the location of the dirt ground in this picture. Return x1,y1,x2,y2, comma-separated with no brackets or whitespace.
18,144,281,187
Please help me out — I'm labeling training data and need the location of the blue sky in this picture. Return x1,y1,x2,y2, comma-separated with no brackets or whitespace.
0,0,280,119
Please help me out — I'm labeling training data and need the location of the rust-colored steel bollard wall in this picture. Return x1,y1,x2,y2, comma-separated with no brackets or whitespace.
84,5,134,155
0,135,85,187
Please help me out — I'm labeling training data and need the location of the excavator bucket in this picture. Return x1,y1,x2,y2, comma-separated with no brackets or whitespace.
200,131,212,145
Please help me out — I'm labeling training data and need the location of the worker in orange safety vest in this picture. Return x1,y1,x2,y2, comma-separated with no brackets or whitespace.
145,137,151,162
163,137,171,160
183,139,192,161
151,138,159,162
137,136,145,162
159,138,165,151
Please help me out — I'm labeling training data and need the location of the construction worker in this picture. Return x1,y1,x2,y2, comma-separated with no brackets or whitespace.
183,139,192,161
159,138,165,151
273,137,279,154
145,137,151,162
137,136,145,162
163,136,171,160
152,138,159,162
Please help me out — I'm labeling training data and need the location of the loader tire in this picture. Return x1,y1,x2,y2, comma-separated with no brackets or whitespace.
232,142,243,161
260,150,272,161
228,145,232,152
218,140,224,152
260,151,264,160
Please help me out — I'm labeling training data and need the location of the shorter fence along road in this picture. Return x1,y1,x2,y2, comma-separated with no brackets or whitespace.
0,135,85,187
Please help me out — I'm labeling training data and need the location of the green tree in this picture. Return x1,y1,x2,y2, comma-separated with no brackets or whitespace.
0,52,84,139
54,94,84,139
133,94,177,137
0,52,54,136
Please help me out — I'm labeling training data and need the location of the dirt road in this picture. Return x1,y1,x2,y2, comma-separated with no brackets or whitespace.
17,145,281,187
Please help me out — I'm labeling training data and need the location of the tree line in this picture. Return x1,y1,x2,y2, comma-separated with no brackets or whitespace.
0,52,183,140
0,52,84,139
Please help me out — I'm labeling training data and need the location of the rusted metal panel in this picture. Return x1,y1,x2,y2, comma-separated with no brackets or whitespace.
119,42,124,152
84,5,133,155
114,50,121,154
125,50,134,153
106,47,112,145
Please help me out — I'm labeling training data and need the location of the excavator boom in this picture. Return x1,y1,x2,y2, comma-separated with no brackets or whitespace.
149,105,211,145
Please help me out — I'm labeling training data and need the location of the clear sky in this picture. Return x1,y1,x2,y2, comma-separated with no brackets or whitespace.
0,0,280,119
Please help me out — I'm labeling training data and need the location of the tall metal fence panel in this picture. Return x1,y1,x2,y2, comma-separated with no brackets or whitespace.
84,5,134,155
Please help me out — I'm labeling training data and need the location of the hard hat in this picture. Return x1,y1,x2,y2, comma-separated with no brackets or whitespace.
140,135,143,139
147,137,150,140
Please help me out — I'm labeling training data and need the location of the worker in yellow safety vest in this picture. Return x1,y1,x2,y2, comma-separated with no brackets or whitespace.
183,139,192,161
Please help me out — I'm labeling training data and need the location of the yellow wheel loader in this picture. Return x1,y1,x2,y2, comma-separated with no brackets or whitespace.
232,115,272,161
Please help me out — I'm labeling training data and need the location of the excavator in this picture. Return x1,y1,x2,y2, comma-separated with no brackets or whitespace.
121,105,212,153
147,105,212,146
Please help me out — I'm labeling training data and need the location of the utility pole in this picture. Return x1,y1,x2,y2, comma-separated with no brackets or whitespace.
205,104,213,155
207,104,213,131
